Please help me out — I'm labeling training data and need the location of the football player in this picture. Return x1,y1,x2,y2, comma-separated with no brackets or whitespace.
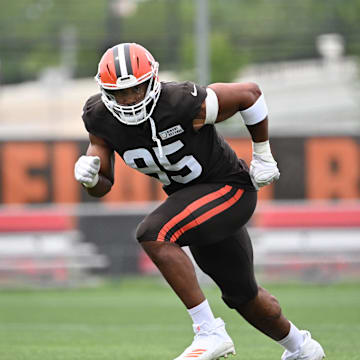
74,43,325,360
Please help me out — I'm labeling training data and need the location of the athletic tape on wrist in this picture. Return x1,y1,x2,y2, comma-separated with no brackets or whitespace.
252,140,271,155
204,88,219,125
240,93,268,125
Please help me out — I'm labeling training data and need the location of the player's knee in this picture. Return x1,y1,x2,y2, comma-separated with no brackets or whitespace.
135,215,162,243
221,282,259,309
135,220,153,242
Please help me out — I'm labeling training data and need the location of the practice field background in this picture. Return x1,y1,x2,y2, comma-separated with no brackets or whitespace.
1,1,360,360
0,277,359,360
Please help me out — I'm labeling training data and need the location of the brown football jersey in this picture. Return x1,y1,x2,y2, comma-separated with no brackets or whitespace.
82,81,255,195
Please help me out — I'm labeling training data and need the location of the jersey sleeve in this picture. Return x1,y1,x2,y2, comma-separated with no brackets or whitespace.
159,81,207,127
81,93,105,134
177,81,207,126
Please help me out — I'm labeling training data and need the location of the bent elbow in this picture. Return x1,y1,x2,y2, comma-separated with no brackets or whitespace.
245,82,262,99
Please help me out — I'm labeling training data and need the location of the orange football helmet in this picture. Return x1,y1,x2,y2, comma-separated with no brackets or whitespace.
95,43,161,125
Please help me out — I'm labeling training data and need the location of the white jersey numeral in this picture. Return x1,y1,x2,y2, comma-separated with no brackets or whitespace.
123,148,171,185
153,140,202,184
123,140,202,185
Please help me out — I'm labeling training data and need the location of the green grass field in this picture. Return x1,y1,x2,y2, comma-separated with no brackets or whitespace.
0,277,359,360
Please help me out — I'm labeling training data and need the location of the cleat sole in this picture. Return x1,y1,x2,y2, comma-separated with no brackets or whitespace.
216,347,236,360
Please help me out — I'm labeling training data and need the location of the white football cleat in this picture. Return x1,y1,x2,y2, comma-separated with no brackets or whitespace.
281,330,325,360
174,318,235,360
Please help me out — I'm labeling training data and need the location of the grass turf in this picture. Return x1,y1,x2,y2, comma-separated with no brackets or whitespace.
0,277,359,360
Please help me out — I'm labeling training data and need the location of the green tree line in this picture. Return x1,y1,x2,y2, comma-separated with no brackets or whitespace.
1,0,359,85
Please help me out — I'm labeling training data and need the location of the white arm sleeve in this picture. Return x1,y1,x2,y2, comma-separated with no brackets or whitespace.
240,93,268,125
204,88,219,125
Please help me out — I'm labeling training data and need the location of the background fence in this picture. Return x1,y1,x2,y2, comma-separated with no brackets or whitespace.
0,0,359,287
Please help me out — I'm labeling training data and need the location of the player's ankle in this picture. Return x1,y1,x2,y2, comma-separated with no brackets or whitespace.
277,322,305,353
187,299,216,325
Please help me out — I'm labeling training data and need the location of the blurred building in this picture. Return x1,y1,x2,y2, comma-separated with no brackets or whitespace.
232,33,360,136
1,34,359,139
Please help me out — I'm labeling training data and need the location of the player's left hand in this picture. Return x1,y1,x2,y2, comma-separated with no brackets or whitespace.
250,152,280,188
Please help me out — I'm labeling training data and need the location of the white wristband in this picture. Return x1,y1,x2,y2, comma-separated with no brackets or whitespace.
204,88,219,125
252,140,271,155
240,93,268,125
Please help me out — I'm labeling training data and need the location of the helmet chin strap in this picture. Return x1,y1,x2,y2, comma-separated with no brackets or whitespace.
149,117,163,158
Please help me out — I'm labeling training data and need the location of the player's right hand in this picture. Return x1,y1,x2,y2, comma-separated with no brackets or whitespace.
74,155,101,188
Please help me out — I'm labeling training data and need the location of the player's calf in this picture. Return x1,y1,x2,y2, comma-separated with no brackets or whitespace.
234,286,290,340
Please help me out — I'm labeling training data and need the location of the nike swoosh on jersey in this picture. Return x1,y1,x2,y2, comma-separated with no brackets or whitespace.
191,84,197,96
